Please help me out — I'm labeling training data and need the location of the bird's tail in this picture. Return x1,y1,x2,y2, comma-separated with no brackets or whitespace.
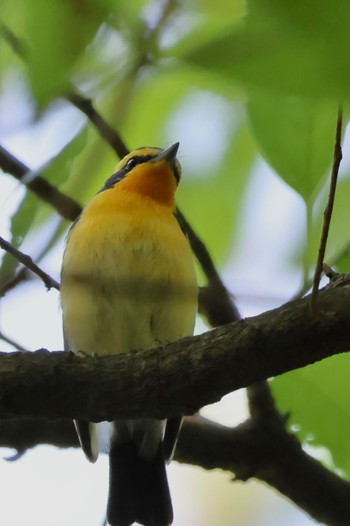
107,441,173,526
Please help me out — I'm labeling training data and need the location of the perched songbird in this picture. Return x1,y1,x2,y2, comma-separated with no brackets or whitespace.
60,143,198,526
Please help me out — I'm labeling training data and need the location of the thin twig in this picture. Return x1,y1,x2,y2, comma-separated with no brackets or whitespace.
1,21,128,160
0,146,82,221
2,18,349,525
0,267,30,297
1,21,239,326
65,3,178,161
0,331,29,353
66,92,129,159
310,106,343,313
0,21,26,57
175,208,240,325
175,209,222,286
0,236,60,291
3,21,267,428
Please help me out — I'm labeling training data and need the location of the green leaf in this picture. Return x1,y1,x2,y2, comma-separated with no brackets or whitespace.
121,67,257,266
29,126,88,228
0,191,40,284
61,127,117,204
271,354,350,477
182,0,350,98
43,126,88,186
335,250,350,274
322,177,350,266
246,94,337,200
21,0,110,106
186,0,246,41
123,68,200,147
194,0,245,22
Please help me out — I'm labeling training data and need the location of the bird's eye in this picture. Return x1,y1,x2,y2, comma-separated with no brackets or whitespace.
126,158,137,170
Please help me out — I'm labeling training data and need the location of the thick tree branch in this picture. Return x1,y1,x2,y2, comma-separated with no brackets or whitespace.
0,414,349,525
0,283,349,421
2,22,350,526
177,417,350,526
0,418,78,453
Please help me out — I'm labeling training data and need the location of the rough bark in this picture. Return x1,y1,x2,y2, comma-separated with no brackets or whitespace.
0,283,349,422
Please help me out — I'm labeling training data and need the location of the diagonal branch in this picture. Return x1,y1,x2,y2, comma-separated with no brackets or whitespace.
0,330,29,353
66,92,129,159
65,91,241,329
0,131,239,329
0,145,82,221
2,21,350,526
175,209,240,326
0,236,60,291
0,267,30,297
0,142,232,323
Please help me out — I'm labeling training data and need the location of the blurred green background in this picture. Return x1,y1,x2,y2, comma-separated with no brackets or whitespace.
0,0,349,524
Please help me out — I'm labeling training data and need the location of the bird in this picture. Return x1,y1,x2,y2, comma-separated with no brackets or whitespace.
60,142,198,526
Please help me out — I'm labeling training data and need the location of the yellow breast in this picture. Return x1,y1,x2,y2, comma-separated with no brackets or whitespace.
61,189,197,356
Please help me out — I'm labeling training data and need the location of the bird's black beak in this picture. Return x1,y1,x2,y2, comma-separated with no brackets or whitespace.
152,142,179,169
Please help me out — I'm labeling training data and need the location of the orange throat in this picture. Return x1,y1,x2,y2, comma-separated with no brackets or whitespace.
115,160,177,207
